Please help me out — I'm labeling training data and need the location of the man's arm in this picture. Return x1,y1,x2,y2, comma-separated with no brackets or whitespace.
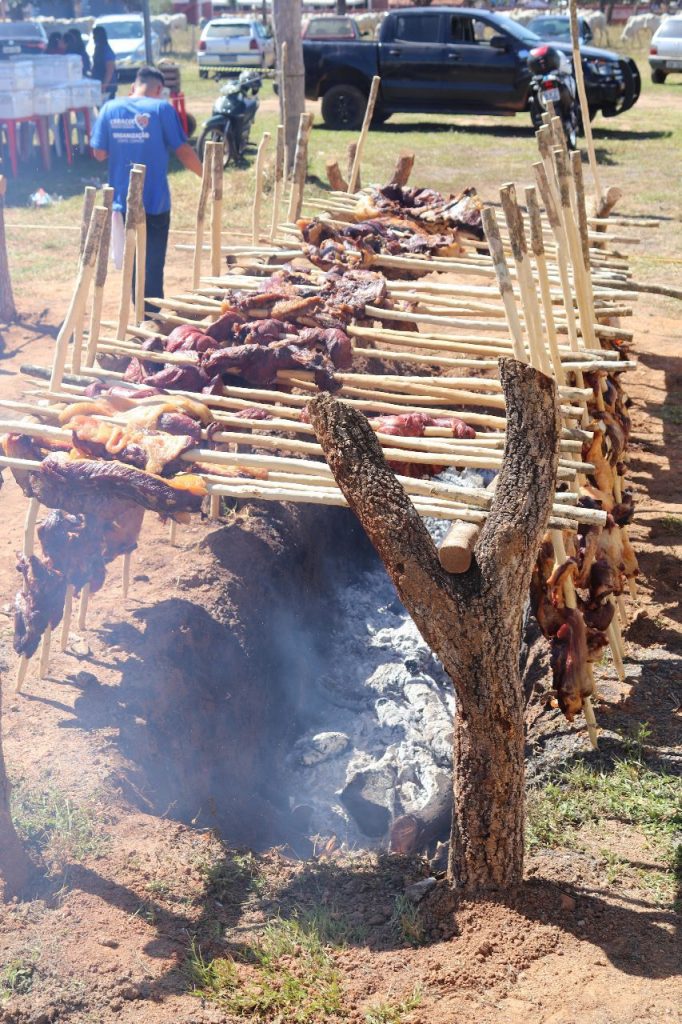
175,143,203,178
92,149,108,162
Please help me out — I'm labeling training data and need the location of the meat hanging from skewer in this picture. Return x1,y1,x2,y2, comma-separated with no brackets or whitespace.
14,553,67,659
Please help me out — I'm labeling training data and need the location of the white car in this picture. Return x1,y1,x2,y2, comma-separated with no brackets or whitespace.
87,15,160,82
649,15,682,83
197,18,275,77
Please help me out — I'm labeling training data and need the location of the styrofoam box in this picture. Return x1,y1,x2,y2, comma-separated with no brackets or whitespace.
33,55,74,87
0,60,34,90
32,85,69,116
0,91,33,120
68,79,96,109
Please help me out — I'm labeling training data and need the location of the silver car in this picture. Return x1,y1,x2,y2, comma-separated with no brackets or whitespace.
197,18,275,77
87,15,160,82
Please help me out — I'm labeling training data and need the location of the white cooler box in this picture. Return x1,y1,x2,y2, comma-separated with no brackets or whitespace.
33,55,81,87
0,91,33,120
68,79,100,108
0,60,34,91
32,85,70,116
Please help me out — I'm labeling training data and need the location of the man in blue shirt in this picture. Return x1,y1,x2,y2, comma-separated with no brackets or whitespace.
91,66,202,310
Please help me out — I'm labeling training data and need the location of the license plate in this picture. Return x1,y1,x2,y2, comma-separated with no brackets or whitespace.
1,45,21,54
667,60,682,69
543,87,560,102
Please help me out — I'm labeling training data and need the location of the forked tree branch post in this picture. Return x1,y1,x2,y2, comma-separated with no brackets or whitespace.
308,358,560,891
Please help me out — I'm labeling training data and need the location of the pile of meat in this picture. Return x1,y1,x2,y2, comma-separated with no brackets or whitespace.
118,268,400,394
530,371,638,720
296,186,484,273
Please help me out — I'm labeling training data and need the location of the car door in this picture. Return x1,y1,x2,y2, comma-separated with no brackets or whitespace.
379,12,447,108
443,15,526,111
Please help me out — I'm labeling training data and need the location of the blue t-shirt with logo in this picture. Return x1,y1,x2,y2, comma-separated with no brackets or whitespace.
91,97,187,215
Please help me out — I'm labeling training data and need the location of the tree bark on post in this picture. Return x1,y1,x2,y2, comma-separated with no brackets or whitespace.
273,0,306,173
308,358,560,891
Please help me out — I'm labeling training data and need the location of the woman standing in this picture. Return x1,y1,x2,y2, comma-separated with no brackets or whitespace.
65,28,91,77
91,25,117,102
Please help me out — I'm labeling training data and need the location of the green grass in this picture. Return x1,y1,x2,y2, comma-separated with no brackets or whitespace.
659,515,682,533
0,959,35,1001
185,916,344,1022
11,781,108,870
364,987,423,1024
205,850,267,901
391,895,427,948
527,731,682,904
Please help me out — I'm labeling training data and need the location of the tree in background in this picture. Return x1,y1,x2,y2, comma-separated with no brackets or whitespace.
273,0,306,171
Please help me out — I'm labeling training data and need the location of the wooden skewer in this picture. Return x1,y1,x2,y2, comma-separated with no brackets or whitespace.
16,497,40,693
270,124,285,241
168,520,178,545
251,131,271,244
499,183,551,375
71,186,97,375
135,201,147,326
85,186,114,368
210,140,224,279
481,206,527,362
50,206,107,391
524,184,565,384
122,552,132,600
38,625,52,680
287,112,314,223
77,582,91,631
192,150,212,290
569,0,603,206
348,75,380,194
116,166,145,343
61,584,74,651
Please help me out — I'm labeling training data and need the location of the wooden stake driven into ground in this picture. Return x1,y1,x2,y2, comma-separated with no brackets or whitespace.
115,166,145,343
348,75,380,194
569,0,603,206
71,186,97,375
252,131,271,244
84,185,114,369
287,112,314,223
308,358,560,891
50,205,107,392
210,142,224,278
270,124,285,241
192,150,212,289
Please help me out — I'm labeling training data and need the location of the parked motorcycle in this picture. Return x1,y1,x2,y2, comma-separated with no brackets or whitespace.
197,69,263,166
528,44,579,149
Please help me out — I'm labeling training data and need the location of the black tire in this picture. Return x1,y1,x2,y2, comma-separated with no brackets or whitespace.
651,69,667,84
321,83,366,130
371,109,391,126
197,126,236,167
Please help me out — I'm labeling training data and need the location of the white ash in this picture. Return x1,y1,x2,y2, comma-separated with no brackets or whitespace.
286,468,489,849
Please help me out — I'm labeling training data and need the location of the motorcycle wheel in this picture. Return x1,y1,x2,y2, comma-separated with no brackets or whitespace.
563,114,578,151
197,126,236,168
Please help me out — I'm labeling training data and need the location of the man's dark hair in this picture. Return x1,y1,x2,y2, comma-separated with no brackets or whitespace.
136,66,165,87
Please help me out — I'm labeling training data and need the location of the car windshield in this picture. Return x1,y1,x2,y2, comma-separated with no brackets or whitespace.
0,23,43,39
206,21,252,38
492,15,541,46
656,19,682,38
307,18,355,37
527,17,571,40
99,21,143,39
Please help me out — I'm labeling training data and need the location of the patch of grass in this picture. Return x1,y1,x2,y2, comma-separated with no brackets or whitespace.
11,781,108,870
298,904,368,948
0,959,35,1001
660,403,682,426
186,917,344,1022
391,895,426,947
527,736,681,904
206,850,267,902
660,515,682,534
365,986,423,1024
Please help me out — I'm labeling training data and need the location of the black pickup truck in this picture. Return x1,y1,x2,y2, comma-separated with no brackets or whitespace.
303,6,640,130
